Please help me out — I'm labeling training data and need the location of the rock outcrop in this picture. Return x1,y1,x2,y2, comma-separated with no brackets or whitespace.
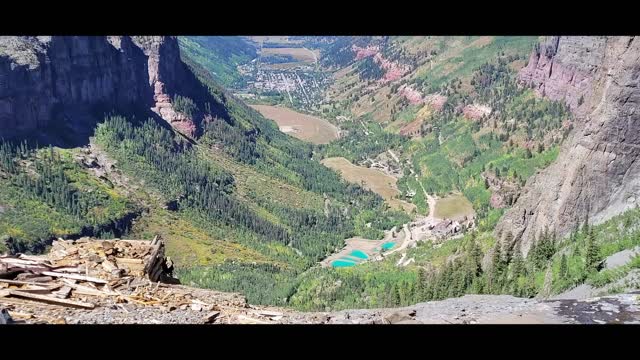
518,36,607,112
0,36,199,140
496,36,640,255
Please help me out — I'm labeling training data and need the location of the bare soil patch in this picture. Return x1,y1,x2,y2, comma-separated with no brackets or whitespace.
250,105,339,144
433,193,475,221
321,157,415,213
261,47,318,63
471,36,494,48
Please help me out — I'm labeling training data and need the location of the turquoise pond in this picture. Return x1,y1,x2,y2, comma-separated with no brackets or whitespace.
332,259,357,267
331,250,369,267
350,250,369,259
381,242,395,251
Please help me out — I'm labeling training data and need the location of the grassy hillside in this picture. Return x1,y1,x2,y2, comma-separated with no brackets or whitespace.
316,37,568,223
178,36,257,89
0,143,140,253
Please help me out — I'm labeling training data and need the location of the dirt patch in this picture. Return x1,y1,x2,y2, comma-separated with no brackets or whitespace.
332,64,355,80
470,36,494,48
250,105,339,144
434,193,475,221
462,103,492,120
321,157,415,213
261,47,317,63
247,36,304,45
399,118,423,137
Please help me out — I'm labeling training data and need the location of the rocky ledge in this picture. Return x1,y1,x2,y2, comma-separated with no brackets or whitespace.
2,237,639,324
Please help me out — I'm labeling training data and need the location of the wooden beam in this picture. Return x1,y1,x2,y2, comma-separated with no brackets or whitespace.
8,290,95,309
53,286,72,299
0,257,49,266
17,254,48,262
0,278,58,287
13,284,63,294
41,271,108,284
114,258,144,265
49,267,83,273
61,279,119,297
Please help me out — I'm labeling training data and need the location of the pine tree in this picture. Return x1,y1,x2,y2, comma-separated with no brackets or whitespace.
511,243,525,279
490,242,503,292
416,267,427,300
559,253,568,279
469,240,483,277
585,229,600,272
525,148,533,159
392,283,401,305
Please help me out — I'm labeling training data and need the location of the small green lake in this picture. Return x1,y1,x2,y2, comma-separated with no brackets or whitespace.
381,242,395,251
350,250,369,259
331,259,357,268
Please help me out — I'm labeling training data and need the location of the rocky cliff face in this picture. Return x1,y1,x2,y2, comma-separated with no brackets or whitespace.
496,36,640,255
518,36,607,112
0,36,199,140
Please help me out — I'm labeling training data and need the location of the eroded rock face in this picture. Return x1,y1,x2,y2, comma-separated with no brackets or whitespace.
0,36,197,139
518,36,607,112
496,36,640,255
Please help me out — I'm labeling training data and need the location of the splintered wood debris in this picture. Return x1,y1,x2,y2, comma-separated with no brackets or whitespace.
0,236,293,324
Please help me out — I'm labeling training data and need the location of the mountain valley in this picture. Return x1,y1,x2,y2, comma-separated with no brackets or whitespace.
1,35,640,323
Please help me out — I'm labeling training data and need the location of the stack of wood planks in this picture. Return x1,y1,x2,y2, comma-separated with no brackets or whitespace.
0,235,293,324
0,235,176,311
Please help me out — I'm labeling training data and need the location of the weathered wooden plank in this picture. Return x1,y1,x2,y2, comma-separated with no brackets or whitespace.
17,254,48,262
0,278,59,287
149,262,164,282
53,286,72,299
114,258,144,265
13,284,63,294
0,257,49,266
61,279,118,297
101,260,117,273
143,243,162,274
40,271,108,284
2,263,50,272
24,276,55,283
9,290,95,309
49,266,83,273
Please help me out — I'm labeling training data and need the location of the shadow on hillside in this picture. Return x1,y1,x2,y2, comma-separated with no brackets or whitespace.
5,104,176,150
